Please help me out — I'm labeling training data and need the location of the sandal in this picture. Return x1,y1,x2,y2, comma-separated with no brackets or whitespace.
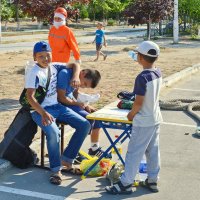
49,174,62,185
62,167,83,175
105,181,132,195
139,179,159,193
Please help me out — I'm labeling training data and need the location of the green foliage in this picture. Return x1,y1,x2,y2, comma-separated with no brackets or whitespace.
107,18,115,26
88,0,130,21
190,23,200,37
80,6,89,19
1,0,14,20
179,0,200,31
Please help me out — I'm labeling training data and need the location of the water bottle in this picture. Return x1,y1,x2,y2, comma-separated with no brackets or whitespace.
139,158,147,173
139,156,147,181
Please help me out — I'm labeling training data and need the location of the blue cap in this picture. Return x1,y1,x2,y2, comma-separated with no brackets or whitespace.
33,41,51,54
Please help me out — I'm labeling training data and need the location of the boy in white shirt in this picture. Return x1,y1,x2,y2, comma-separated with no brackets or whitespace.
25,41,91,185
106,41,163,194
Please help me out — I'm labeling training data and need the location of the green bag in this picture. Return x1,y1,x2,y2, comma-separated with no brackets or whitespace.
19,67,51,110
117,99,133,110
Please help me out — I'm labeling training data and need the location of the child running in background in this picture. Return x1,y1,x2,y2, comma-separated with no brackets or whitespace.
106,41,163,194
92,22,107,62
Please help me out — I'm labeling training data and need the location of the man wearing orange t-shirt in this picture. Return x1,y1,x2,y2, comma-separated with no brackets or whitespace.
48,7,81,64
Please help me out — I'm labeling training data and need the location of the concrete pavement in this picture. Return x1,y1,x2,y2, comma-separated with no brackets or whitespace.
0,26,146,53
0,65,200,199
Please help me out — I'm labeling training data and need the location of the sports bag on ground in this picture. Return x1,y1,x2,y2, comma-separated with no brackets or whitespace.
0,108,38,169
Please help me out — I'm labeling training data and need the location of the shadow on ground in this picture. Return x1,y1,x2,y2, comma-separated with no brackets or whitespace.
0,99,20,112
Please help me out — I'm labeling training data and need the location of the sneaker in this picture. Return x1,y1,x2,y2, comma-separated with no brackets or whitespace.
105,181,133,195
73,153,87,165
88,147,112,159
139,178,159,193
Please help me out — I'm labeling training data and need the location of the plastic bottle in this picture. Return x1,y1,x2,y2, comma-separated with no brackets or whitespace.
111,135,122,155
139,156,147,181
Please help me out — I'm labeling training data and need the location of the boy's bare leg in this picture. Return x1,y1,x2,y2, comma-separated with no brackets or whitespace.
62,160,72,168
94,51,100,61
91,128,100,144
100,51,107,60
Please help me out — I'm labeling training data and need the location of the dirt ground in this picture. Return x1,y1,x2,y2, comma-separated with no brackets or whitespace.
0,37,200,141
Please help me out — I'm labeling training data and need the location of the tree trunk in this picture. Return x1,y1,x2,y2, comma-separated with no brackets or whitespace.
5,20,8,31
184,14,186,31
15,0,20,31
159,21,162,35
117,13,120,25
93,8,96,25
37,20,43,29
147,21,151,40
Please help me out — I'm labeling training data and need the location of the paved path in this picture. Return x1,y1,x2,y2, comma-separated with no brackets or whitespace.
0,27,145,53
0,70,200,200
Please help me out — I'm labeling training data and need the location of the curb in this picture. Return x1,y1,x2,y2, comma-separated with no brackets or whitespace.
161,63,200,89
0,63,200,175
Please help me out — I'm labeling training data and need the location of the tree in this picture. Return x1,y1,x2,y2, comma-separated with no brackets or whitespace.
12,0,90,23
1,0,14,30
124,0,174,40
108,0,130,25
179,0,200,30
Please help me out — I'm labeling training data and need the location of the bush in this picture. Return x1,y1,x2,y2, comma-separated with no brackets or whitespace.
107,19,115,26
80,7,89,19
190,24,199,38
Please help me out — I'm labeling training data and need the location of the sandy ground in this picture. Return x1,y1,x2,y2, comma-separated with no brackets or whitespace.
0,37,200,140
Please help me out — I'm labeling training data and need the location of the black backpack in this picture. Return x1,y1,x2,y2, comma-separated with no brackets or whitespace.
0,108,38,169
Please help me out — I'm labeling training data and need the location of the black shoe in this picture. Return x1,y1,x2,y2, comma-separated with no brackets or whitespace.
139,179,159,193
88,147,112,159
73,153,87,165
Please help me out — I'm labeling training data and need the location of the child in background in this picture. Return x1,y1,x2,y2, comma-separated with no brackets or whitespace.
106,41,163,194
92,22,107,61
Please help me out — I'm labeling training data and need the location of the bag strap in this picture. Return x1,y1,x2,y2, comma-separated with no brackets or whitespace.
45,66,51,90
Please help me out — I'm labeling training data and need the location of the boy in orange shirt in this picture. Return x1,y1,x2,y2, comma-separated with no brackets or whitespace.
48,7,81,64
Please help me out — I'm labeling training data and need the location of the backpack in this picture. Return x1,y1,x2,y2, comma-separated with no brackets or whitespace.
0,108,38,169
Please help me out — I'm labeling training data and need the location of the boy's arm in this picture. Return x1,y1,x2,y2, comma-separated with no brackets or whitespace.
127,95,144,121
92,35,96,43
26,88,54,126
66,29,81,64
67,63,81,88
103,35,107,47
57,88,85,107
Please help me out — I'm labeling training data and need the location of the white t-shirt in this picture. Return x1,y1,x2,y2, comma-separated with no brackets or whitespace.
25,62,63,108
132,68,163,127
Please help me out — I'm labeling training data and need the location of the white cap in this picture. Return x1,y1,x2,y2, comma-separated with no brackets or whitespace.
135,41,160,57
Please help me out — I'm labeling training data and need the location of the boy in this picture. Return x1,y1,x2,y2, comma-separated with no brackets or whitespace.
57,68,111,158
25,41,91,185
106,41,163,194
92,22,107,61
48,7,81,64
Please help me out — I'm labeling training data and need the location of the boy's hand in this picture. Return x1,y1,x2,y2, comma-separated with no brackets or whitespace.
70,77,80,88
85,105,96,113
104,43,107,47
77,102,87,109
41,111,54,126
127,111,134,121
